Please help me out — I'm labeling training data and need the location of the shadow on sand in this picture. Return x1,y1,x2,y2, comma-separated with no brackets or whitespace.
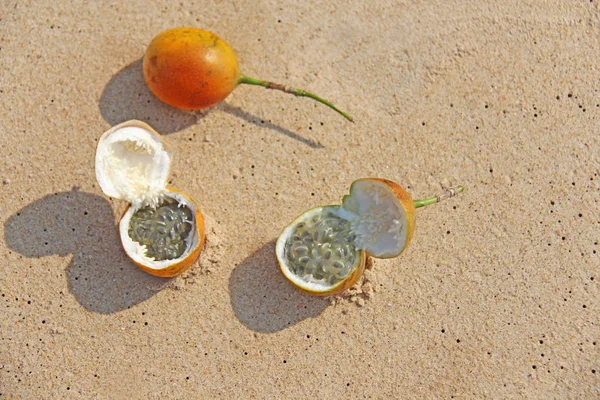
99,58,324,148
98,58,201,134
4,188,170,314
229,240,329,333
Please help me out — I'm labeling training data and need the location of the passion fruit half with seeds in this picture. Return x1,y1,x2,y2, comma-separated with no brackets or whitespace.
95,120,205,277
276,178,463,296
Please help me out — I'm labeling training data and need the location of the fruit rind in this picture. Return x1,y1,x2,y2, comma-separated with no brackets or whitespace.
95,120,172,208
368,178,416,258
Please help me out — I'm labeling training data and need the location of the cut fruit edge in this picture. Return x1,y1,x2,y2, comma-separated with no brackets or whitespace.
275,206,367,295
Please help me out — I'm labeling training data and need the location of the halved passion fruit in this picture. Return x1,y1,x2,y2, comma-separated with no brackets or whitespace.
276,178,463,296
95,120,205,277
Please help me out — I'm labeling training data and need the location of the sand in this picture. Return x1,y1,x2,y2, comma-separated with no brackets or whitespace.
1,1,599,398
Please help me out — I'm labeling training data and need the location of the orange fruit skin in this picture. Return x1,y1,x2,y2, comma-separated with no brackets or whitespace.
367,178,417,258
122,188,206,278
143,27,240,110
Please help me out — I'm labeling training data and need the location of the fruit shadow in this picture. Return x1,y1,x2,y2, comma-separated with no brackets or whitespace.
99,58,202,134
217,103,324,149
3,188,169,314
99,58,324,148
229,240,329,333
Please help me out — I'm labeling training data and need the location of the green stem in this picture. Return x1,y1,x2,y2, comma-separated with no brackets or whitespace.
238,74,353,122
413,185,464,209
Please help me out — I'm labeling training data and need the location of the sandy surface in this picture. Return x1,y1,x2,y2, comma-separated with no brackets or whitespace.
1,1,599,398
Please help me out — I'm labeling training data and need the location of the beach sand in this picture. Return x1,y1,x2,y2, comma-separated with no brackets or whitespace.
1,1,599,398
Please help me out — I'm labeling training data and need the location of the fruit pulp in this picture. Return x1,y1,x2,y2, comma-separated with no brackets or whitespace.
128,198,193,261
284,207,359,286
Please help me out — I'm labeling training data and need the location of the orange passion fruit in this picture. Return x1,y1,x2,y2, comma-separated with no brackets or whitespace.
143,27,353,121
276,178,463,296
95,120,205,277
143,28,240,110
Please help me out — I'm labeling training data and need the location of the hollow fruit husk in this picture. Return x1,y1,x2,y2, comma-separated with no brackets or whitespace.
337,178,416,259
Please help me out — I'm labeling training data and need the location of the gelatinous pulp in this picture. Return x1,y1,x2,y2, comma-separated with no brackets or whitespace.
129,199,193,260
284,209,358,286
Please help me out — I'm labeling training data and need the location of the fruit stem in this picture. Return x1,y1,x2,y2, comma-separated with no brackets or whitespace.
413,185,464,209
238,74,353,121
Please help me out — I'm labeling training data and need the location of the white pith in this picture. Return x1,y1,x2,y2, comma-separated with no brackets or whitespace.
95,124,172,208
336,179,408,258
95,121,200,270
120,191,200,270
276,206,361,293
